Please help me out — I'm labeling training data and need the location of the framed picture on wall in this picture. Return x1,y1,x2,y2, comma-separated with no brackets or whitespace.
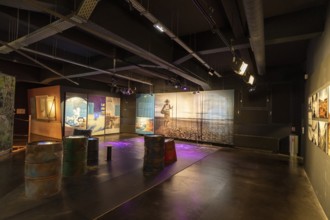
319,87,328,119
312,120,318,146
312,93,319,118
318,121,327,152
35,95,56,120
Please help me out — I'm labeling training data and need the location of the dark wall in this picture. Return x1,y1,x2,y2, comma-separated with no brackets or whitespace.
209,74,304,152
304,3,330,218
14,82,43,137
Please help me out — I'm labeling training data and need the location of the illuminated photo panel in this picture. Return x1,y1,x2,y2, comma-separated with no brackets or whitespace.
87,95,106,135
64,93,88,136
136,94,155,134
105,97,121,134
202,90,234,144
153,90,234,145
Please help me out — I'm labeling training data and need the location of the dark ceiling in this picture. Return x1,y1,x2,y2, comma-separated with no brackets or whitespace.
0,0,327,92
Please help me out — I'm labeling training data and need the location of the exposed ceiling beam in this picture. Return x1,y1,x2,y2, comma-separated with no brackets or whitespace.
21,47,153,85
0,0,99,54
174,32,321,64
0,40,79,85
24,0,211,90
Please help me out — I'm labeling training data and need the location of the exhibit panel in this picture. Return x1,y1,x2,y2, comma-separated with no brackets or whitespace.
105,97,120,134
201,90,234,145
64,93,88,136
28,85,62,139
64,93,121,136
87,95,106,136
151,90,234,145
135,94,155,134
0,73,15,154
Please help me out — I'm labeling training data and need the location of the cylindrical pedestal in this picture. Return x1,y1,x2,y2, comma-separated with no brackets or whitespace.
63,136,88,177
87,137,99,164
25,141,63,199
164,139,177,165
106,146,112,161
143,135,165,174
73,129,92,137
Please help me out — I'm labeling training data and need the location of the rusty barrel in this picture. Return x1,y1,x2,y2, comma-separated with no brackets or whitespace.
164,139,177,165
63,136,88,177
25,141,63,199
73,128,92,137
87,137,99,165
143,134,165,174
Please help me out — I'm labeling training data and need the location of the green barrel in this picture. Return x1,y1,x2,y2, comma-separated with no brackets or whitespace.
143,135,165,174
25,141,63,199
63,136,88,177
87,137,99,165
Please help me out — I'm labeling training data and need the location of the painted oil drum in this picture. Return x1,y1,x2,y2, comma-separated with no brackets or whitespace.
62,136,88,177
87,137,99,164
73,129,92,137
143,134,165,173
25,141,63,199
164,139,177,165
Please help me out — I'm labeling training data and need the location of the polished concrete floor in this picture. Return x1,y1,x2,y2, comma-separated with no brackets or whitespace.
0,134,327,220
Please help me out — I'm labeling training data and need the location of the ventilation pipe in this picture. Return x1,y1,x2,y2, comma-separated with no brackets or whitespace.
242,0,265,75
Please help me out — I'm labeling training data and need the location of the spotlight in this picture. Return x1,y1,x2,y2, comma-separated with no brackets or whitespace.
243,72,255,86
181,85,188,91
208,69,214,76
153,23,165,32
247,75,255,85
174,82,181,89
233,57,248,75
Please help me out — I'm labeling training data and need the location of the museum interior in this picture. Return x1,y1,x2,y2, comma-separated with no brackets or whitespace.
0,0,330,219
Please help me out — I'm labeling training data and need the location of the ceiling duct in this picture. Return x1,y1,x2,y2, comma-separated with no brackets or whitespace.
128,0,221,78
242,0,265,75
0,0,99,54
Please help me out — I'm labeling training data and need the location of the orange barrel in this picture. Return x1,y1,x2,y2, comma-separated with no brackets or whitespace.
87,137,99,165
73,129,92,137
164,139,177,165
62,136,88,177
25,141,63,199
143,134,165,174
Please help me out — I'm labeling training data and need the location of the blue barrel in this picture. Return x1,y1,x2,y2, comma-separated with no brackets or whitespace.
143,135,165,174
63,136,88,177
25,141,63,199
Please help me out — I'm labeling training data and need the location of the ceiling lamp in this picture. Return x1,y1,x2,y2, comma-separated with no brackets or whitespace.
247,75,255,85
153,23,165,32
233,57,248,76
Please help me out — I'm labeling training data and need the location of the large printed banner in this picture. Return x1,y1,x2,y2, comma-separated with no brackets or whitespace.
64,93,88,136
140,90,234,145
105,97,121,134
136,94,155,134
65,93,120,136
